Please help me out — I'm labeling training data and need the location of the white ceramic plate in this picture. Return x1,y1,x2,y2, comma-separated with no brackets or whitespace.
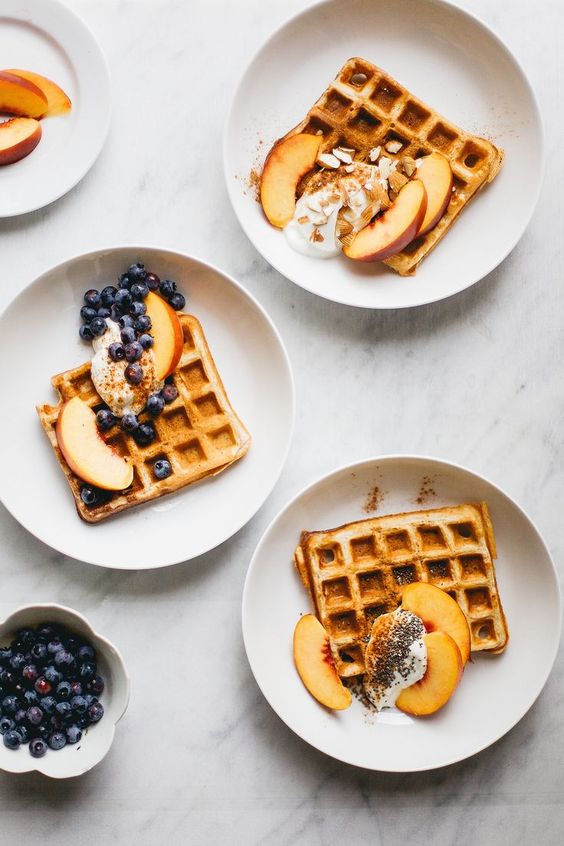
0,0,110,217
225,0,543,308
243,456,561,771
0,246,294,569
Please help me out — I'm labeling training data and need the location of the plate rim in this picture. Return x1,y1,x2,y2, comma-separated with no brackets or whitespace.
242,453,561,771
223,0,545,310
0,0,111,217
0,243,296,569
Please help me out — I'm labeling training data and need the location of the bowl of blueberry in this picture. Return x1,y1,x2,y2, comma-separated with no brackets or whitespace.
0,604,129,778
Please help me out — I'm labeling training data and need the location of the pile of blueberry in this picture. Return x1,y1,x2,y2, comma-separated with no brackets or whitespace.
0,623,105,758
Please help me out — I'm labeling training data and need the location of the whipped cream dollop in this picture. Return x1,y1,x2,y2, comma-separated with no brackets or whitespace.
363,608,427,711
284,160,394,259
91,320,162,417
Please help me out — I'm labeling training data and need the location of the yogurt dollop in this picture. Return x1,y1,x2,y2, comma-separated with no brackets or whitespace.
363,608,427,711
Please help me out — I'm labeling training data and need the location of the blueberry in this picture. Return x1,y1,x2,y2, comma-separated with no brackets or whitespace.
96,409,116,432
70,695,88,715
48,732,66,751
101,285,117,306
22,664,38,684
115,289,132,310
70,681,83,697
0,646,12,662
24,690,38,707
120,413,139,433
127,262,146,282
26,706,44,726
119,314,135,330
47,639,63,655
130,282,149,301
161,384,178,404
54,650,74,669
29,738,47,758
124,341,143,362
133,422,155,447
66,724,82,745
15,628,36,648
124,363,143,385
78,663,96,682
146,393,165,416
10,653,26,670
97,307,111,319
134,315,152,333
120,326,136,345
139,333,154,350
35,678,52,697
56,681,72,700
55,701,72,721
159,279,176,298
80,305,98,323
0,716,14,734
88,701,104,723
14,708,27,724
3,729,21,749
145,272,160,291
80,484,98,507
129,300,146,318
118,272,132,290
153,459,172,480
79,324,94,342
77,645,95,662
2,695,18,715
39,696,56,715
84,289,101,308
17,725,30,744
168,292,186,311
30,642,47,662
37,625,57,642
87,675,105,696
89,317,107,337
110,303,123,322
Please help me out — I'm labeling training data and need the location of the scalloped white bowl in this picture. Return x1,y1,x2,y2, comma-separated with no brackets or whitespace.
0,604,129,778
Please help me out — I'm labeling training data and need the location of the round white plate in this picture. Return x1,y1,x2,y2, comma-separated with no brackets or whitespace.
225,0,543,309
0,0,110,217
0,246,294,569
243,456,560,771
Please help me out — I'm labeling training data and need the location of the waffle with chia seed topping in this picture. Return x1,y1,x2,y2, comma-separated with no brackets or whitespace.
294,502,508,678
37,313,251,523
273,56,504,275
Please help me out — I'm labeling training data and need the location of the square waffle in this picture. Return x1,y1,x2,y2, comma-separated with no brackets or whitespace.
37,313,251,523
279,57,504,275
294,502,508,678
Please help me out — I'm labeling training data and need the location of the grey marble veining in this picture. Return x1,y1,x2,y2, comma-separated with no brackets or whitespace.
0,0,563,843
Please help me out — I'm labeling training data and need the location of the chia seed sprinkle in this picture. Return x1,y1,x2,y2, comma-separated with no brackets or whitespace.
363,609,426,709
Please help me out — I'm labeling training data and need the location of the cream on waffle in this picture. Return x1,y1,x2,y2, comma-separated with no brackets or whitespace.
37,313,251,523
294,502,508,678
271,57,504,274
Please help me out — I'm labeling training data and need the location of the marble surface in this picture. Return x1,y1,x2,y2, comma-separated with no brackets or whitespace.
0,0,562,843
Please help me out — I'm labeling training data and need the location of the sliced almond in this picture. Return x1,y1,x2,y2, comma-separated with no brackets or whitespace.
344,164,356,173
400,156,417,177
317,152,340,169
377,156,393,180
372,180,391,209
388,170,408,193
368,145,381,162
385,139,403,154
297,216,309,225
310,228,324,243
307,196,323,213
332,147,353,164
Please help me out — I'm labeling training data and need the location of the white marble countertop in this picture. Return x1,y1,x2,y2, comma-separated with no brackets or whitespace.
0,0,562,842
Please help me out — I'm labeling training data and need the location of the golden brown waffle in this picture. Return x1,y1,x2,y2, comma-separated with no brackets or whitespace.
294,502,508,678
277,57,504,275
37,313,251,523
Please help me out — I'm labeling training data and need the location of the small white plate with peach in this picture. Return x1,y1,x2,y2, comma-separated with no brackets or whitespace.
0,0,110,216
242,456,560,771
225,0,543,308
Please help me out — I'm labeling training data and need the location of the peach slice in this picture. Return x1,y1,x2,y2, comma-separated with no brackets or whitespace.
415,152,453,236
293,614,352,710
260,133,322,228
0,117,41,165
56,397,133,491
145,291,184,380
396,631,463,716
4,69,71,116
343,179,427,262
401,582,471,666
0,71,47,118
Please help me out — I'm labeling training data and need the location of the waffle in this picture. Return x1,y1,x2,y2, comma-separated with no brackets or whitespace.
277,57,504,275
294,502,508,678
37,313,251,523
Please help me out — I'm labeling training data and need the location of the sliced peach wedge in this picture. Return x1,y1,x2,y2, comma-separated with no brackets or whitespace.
4,69,71,117
145,291,184,380
415,152,453,236
56,397,133,491
260,133,322,228
396,631,463,716
0,117,41,166
293,614,352,710
401,582,471,666
0,70,47,118
343,179,427,262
